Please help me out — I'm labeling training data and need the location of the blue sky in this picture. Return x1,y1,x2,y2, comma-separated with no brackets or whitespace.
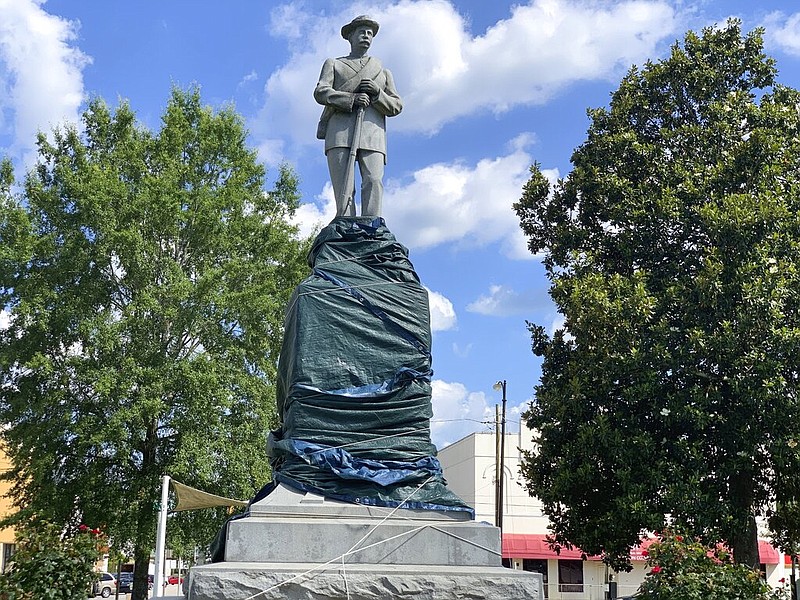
2,0,800,448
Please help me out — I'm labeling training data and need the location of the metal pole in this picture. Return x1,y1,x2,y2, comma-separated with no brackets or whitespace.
115,560,121,600
495,404,501,528
498,380,507,535
153,475,170,597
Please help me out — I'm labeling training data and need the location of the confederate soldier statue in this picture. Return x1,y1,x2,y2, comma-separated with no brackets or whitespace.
314,15,403,217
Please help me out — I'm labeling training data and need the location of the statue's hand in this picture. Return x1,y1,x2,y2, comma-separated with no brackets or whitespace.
358,78,380,97
354,93,371,108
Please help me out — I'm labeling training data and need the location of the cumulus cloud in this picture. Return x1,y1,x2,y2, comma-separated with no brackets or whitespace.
383,135,537,257
255,0,678,150
431,379,533,448
294,137,555,257
466,284,546,317
426,287,457,332
430,380,493,448
0,0,89,161
290,182,336,239
763,11,800,57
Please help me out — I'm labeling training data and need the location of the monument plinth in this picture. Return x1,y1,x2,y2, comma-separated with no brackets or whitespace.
186,218,542,599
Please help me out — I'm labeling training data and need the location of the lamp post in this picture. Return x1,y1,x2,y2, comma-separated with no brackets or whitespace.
493,380,507,535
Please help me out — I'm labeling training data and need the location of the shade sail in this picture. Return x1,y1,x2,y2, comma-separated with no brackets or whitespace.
171,479,248,512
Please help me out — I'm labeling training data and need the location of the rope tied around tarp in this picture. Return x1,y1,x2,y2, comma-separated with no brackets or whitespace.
312,266,431,360
234,475,495,600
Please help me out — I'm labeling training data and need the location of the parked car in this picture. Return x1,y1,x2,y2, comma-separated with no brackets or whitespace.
90,572,116,598
167,574,184,585
117,572,134,593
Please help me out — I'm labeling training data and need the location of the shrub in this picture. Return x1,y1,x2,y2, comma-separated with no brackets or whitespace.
0,520,106,600
637,530,789,600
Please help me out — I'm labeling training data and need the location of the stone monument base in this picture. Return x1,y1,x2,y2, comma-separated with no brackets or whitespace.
186,485,543,599
187,562,543,600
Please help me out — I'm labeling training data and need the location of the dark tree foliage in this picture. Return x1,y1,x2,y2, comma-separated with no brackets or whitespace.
0,87,309,599
515,21,800,570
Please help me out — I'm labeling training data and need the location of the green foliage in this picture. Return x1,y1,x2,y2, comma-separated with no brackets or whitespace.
515,20,800,570
0,86,310,598
0,520,105,600
637,530,787,600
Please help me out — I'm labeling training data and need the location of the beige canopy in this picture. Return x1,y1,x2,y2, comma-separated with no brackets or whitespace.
171,479,248,512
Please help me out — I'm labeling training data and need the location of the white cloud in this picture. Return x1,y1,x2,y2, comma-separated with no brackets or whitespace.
238,69,259,87
0,0,89,161
290,182,336,239
255,0,678,149
426,287,457,332
294,135,545,256
763,11,800,57
431,379,533,448
0,309,9,330
466,284,545,317
549,314,566,336
452,342,473,358
383,136,535,257
430,380,493,448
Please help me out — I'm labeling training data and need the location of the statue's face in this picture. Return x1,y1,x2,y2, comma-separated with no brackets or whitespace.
349,25,374,52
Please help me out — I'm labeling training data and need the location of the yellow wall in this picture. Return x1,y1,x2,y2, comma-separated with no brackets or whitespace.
0,450,17,544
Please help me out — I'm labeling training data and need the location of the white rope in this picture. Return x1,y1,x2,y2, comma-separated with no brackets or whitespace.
295,279,416,298
429,525,502,556
284,278,417,314
344,476,434,559
241,476,434,600
308,427,431,454
241,524,428,600
340,554,350,600
315,255,368,267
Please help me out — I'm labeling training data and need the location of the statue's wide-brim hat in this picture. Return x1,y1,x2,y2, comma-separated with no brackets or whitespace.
341,15,380,39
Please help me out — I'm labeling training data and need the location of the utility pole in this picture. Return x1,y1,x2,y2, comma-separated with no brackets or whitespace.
495,404,502,528
493,380,507,535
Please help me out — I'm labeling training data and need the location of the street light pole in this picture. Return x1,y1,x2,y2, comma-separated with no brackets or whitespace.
493,380,507,535
495,404,502,529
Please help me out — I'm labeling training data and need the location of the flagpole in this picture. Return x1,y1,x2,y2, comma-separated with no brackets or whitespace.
153,475,170,597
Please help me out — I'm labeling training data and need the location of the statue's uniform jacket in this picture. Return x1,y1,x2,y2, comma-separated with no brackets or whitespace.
314,56,403,162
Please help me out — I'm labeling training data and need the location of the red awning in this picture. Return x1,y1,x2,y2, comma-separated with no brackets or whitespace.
629,538,656,561
759,540,780,565
502,534,594,560
502,534,780,565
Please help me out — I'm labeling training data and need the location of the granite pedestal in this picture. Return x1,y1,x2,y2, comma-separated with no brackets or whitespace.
186,484,543,599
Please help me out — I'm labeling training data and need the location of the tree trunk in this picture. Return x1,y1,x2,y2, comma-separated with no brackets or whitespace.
730,471,760,569
132,544,151,600
131,418,160,600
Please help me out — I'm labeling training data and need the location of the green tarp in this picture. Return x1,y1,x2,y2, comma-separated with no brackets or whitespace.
267,217,471,514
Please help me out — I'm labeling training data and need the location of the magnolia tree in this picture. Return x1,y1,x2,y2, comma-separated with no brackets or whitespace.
515,21,800,570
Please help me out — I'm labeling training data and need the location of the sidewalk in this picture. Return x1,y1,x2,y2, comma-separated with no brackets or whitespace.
114,584,183,599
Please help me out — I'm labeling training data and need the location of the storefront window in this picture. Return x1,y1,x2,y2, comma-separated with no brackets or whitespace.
558,559,584,593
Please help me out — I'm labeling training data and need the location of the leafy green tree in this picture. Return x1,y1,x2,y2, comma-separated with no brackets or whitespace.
0,87,309,599
0,519,106,600
637,530,787,600
515,21,800,570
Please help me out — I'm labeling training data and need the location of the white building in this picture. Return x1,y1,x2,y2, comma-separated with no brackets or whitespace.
437,426,787,599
